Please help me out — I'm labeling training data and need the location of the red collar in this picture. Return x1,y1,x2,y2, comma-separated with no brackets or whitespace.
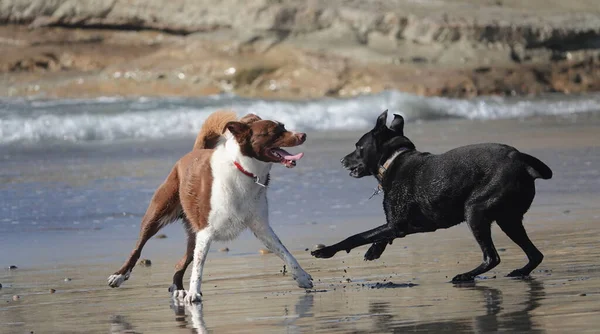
233,161,256,178
233,161,270,187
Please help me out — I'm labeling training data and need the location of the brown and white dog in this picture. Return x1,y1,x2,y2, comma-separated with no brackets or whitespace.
107,111,313,303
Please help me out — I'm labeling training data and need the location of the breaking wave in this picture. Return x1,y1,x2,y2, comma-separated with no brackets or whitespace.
2,91,600,145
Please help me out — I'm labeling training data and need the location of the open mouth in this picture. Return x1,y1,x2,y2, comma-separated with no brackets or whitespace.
345,164,364,178
269,148,304,168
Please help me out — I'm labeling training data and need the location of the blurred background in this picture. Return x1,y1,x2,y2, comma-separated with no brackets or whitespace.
1,1,600,333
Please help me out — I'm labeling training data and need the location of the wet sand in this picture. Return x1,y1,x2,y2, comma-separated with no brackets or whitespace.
1,113,600,333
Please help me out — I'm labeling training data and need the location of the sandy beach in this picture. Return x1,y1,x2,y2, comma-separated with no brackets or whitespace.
1,111,599,333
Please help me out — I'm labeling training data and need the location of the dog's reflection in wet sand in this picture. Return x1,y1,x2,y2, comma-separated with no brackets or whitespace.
171,293,315,333
171,300,208,333
363,279,545,333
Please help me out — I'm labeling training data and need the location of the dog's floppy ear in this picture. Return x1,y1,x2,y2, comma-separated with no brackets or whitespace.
374,109,388,131
389,114,405,135
224,121,250,136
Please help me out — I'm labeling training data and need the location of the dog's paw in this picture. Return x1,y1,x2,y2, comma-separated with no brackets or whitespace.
451,273,475,283
293,270,314,289
183,292,202,304
107,270,131,288
168,285,187,299
311,246,337,259
364,243,386,261
506,269,530,279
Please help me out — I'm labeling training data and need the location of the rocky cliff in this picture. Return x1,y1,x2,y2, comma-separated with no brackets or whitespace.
2,0,600,99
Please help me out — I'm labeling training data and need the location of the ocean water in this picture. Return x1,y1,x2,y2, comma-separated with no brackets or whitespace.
0,91,599,266
2,91,600,145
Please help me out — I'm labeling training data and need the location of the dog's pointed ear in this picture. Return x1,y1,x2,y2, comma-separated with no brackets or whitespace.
224,121,250,136
374,109,388,130
389,114,405,135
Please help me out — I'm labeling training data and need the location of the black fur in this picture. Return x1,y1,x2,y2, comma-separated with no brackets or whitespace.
311,110,553,283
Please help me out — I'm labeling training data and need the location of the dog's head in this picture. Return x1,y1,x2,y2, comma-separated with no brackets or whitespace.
341,110,415,178
224,115,306,168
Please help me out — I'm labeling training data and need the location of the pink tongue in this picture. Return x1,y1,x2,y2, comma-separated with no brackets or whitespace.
273,148,304,161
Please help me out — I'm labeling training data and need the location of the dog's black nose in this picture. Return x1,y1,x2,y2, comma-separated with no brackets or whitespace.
294,132,307,144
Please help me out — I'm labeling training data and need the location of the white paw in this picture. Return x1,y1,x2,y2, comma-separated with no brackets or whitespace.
293,270,313,289
107,270,131,288
168,285,187,299
184,292,202,304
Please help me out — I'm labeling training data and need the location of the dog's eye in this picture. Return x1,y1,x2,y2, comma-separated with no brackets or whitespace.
356,145,363,151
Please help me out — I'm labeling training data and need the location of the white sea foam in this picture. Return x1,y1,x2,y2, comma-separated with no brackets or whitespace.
1,91,600,145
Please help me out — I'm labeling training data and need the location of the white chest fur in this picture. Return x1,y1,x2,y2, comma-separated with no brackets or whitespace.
207,138,271,241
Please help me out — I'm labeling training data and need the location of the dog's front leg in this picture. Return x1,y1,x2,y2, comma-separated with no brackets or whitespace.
362,221,438,260
364,240,391,261
311,224,399,259
249,198,313,289
184,228,213,304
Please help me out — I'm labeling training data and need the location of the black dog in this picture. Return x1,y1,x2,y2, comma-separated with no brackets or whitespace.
312,110,553,283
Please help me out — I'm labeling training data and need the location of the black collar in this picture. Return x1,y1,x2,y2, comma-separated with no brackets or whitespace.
369,148,410,200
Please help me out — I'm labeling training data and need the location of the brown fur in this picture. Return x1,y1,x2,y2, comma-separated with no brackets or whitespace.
112,164,183,278
239,113,262,124
109,111,306,291
226,119,306,161
167,150,214,290
177,150,213,232
111,111,238,289
192,111,263,150
171,218,196,290
193,110,237,150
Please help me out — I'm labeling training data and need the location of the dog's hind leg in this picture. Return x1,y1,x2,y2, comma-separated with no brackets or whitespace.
108,167,182,288
169,218,195,299
312,224,398,259
452,210,500,283
497,217,543,278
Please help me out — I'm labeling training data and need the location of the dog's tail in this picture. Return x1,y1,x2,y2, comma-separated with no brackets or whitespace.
520,153,553,180
193,110,237,150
